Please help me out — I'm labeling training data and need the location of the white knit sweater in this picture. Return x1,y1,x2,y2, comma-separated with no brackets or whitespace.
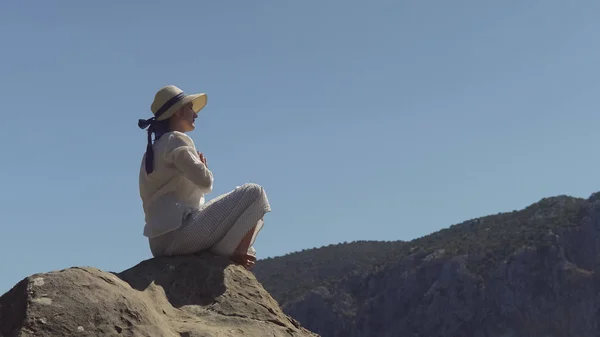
139,131,214,238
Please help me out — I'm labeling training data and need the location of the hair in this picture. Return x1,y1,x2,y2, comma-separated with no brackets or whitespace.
141,116,174,174
139,104,186,174
152,117,172,141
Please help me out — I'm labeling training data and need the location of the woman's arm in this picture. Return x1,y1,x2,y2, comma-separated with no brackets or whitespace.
165,133,214,193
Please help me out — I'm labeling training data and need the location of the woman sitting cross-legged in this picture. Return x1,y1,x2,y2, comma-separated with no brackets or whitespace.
137,85,271,270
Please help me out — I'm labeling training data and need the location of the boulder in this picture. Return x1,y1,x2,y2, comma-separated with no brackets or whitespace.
0,253,319,337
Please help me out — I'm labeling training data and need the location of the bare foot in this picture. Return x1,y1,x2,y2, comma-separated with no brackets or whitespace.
231,253,256,270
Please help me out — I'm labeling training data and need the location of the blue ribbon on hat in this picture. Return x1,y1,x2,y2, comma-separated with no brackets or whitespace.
138,92,186,174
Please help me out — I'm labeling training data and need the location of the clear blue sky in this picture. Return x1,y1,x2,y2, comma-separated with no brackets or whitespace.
1,0,599,294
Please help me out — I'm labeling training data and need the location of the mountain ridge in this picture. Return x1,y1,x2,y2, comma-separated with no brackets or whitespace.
254,191,600,337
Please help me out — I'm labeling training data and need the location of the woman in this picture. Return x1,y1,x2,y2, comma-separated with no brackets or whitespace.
137,85,271,270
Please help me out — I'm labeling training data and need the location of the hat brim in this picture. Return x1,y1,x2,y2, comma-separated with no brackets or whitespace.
156,93,208,121
189,93,207,114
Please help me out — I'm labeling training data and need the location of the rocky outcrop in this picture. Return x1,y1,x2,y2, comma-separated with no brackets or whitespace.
0,254,318,337
340,244,598,337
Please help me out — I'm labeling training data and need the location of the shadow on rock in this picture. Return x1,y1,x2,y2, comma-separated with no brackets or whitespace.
117,252,229,307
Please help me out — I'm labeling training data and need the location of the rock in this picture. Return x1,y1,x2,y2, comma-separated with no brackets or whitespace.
0,253,319,337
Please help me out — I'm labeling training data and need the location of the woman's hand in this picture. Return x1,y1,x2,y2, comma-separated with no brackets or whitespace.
197,151,208,167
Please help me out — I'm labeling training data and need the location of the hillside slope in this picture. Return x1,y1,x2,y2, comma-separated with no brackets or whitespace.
254,193,600,337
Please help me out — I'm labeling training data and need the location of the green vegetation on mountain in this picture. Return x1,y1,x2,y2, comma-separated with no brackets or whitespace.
254,240,407,305
254,195,588,306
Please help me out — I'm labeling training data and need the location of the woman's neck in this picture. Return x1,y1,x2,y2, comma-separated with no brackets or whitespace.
169,121,188,133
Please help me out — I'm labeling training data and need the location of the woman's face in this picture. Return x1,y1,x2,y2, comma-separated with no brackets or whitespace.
173,103,198,132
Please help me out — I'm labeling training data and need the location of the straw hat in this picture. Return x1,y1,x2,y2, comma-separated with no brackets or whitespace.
138,85,208,174
150,85,207,121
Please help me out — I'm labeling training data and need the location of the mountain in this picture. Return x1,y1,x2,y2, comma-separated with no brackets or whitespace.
254,193,600,337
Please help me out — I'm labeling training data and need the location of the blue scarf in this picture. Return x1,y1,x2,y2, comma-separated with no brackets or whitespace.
137,92,186,174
